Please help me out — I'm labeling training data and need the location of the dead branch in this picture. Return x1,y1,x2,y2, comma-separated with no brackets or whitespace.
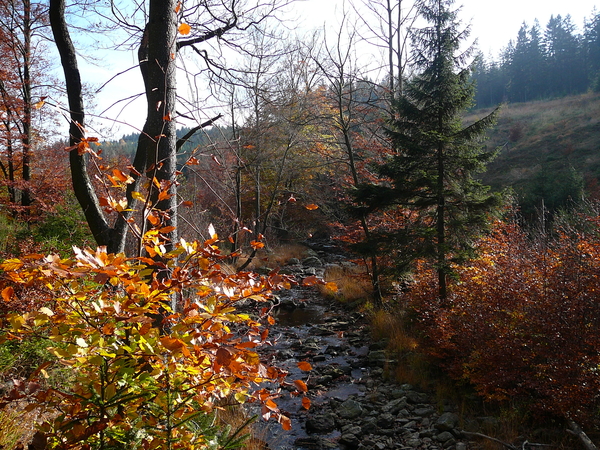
567,419,598,450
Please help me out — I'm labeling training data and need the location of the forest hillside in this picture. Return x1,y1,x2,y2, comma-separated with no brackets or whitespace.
469,92,600,216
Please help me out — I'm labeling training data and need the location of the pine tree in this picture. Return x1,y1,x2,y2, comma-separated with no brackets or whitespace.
354,0,502,300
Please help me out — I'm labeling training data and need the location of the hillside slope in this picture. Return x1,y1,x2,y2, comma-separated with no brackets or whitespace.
466,92,600,213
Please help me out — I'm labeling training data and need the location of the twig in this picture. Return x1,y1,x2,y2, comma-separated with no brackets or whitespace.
462,431,517,450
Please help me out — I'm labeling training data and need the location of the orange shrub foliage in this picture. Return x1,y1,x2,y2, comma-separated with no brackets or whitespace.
406,214,600,422
0,231,311,448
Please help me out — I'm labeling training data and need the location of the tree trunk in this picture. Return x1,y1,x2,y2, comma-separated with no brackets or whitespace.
49,0,178,255
49,0,113,247
141,0,178,253
20,0,32,211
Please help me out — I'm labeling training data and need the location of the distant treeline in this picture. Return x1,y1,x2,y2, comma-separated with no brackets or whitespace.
100,125,232,162
473,9,600,108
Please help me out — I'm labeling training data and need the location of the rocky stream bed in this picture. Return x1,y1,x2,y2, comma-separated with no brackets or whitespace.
250,240,478,450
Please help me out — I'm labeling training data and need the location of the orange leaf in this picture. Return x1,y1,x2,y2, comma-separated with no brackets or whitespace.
2,286,14,302
267,316,276,325
179,23,191,35
302,275,319,286
111,169,131,183
147,213,161,226
305,204,319,210
302,396,311,410
33,97,46,109
182,201,193,207
175,2,181,13
279,415,292,431
325,282,338,292
250,240,265,250
158,190,172,201
294,379,308,392
297,361,312,371
160,337,185,351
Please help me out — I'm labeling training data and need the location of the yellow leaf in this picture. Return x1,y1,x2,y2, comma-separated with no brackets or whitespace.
244,351,260,365
39,307,54,316
132,191,145,201
179,23,191,35
1,258,23,271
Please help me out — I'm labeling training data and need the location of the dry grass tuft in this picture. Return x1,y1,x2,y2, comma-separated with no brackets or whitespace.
0,401,44,450
318,264,373,304
235,243,311,272
216,404,269,450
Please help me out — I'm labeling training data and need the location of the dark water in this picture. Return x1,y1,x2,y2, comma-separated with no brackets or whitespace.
254,295,368,449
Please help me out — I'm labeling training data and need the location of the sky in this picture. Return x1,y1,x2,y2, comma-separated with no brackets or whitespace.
460,0,599,57
300,0,599,57
79,0,600,139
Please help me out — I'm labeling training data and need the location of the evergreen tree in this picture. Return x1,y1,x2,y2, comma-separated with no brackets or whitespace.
584,8,600,89
544,15,587,96
354,0,502,299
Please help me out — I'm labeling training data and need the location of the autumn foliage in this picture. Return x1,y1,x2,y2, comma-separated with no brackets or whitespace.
0,229,311,448
404,208,600,423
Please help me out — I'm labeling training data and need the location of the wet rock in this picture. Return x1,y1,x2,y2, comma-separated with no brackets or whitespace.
415,406,436,417
294,436,331,449
436,431,455,443
336,399,364,419
376,413,395,429
406,390,429,404
436,412,460,431
303,256,324,267
306,413,337,433
339,432,361,449
456,442,467,450
360,416,379,434
384,397,408,414
367,350,388,366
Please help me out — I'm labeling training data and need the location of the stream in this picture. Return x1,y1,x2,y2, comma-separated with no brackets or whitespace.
248,240,469,450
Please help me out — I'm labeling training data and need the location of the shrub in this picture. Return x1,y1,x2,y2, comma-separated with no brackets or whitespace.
0,230,310,449
405,212,600,423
